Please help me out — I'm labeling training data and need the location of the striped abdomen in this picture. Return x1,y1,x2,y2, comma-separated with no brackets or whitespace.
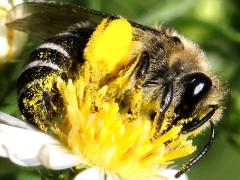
18,25,93,131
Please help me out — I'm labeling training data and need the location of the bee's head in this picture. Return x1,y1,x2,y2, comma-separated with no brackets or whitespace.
166,34,224,133
136,30,225,134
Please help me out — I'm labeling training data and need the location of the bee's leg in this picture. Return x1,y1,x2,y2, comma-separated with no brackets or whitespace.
136,51,150,79
151,82,173,140
128,51,150,120
159,82,174,117
181,104,219,134
154,82,173,132
175,121,215,178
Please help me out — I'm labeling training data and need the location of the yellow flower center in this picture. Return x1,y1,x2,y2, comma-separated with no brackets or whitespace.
54,18,196,180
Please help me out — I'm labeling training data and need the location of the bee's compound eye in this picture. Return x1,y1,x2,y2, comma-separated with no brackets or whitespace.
175,72,212,117
184,72,212,100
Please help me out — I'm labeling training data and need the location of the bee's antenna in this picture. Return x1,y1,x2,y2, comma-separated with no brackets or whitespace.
175,121,216,178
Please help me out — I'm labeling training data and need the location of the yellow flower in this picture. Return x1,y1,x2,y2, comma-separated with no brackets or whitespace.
0,111,188,180
0,0,27,62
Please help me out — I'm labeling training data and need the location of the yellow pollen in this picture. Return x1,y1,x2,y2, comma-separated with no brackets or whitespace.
54,18,196,180
84,17,133,75
56,71,195,180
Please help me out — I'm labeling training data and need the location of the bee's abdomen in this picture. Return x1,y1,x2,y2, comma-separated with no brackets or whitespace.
18,27,92,130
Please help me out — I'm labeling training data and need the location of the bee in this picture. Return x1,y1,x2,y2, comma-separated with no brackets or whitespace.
7,1,225,178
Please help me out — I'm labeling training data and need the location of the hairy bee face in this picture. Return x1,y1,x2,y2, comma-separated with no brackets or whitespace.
6,1,225,178
130,26,224,136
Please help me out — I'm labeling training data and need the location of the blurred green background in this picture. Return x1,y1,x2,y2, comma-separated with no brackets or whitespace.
1,0,240,179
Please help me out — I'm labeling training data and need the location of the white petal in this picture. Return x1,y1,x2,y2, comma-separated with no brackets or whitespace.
0,112,37,130
74,167,105,180
0,123,59,166
38,144,84,170
161,169,188,180
106,173,121,180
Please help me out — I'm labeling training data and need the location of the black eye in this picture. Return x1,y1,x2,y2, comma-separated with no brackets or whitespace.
174,72,212,118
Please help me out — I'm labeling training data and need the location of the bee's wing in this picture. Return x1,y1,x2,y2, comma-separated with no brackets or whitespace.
6,1,161,39
6,2,108,38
